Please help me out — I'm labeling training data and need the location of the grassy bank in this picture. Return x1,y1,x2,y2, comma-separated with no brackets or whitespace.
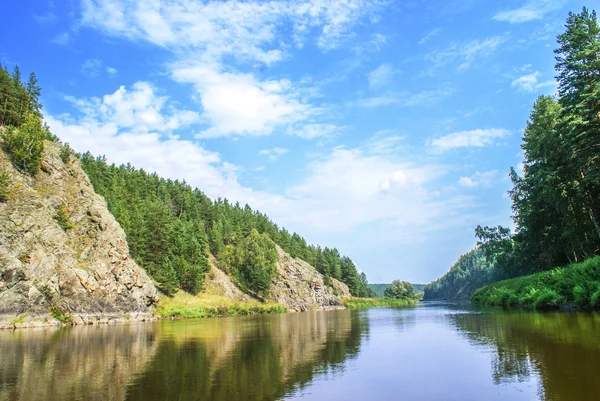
157,292,287,318
342,297,417,309
471,256,600,310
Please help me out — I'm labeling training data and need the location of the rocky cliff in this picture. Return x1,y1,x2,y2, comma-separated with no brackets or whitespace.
0,140,350,329
270,247,350,311
0,141,158,328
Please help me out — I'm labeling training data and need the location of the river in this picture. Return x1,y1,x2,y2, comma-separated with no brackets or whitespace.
1,302,599,400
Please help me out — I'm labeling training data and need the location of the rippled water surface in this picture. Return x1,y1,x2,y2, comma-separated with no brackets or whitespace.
2,302,600,400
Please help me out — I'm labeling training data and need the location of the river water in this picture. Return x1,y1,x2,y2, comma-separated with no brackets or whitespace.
1,302,599,400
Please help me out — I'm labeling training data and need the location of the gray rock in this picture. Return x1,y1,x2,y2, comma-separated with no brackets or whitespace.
0,141,159,326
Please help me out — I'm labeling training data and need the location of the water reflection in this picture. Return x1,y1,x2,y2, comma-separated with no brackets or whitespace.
0,324,159,401
452,311,600,401
0,310,369,401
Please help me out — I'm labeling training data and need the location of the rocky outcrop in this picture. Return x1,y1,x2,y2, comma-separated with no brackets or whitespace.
0,141,158,328
270,247,351,311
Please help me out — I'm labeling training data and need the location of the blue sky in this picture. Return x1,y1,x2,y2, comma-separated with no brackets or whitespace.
0,0,581,283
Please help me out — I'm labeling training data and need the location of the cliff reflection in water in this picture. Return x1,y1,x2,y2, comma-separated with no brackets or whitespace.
452,311,600,401
0,309,369,401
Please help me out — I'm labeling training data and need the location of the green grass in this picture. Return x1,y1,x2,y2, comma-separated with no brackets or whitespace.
157,292,287,318
342,297,417,309
471,256,600,310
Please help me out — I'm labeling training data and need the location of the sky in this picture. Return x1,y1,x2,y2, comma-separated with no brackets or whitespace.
0,0,581,283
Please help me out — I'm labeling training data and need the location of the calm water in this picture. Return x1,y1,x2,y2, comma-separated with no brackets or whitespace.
1,302,600,400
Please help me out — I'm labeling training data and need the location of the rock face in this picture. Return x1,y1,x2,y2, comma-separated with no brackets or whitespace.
0,142,158,327
270,246,351,311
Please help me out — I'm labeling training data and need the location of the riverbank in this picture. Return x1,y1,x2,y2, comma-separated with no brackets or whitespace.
471,256,600,310
342,297,417,309
157,292,287,318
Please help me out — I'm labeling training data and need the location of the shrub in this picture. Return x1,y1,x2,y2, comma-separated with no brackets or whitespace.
573,285,590,307
590,286,600,308
533,289,562,310
0,170,9,202
59,142,73,163
1,113,45,176
54,203,74,231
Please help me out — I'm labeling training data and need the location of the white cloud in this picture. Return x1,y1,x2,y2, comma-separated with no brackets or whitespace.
171,63,312,138
47,84,478,244
494,0,566,24
431,128,510,150
78,0,387,139
64,82,199,133
458,170,499,188
106,66,118,75
286,123,342,139
259,147,289,160
418,28,441,45
511,71,556,92
81,59,102,77
427,36,507,70
368,63,396,89
51,32,70,45
353,88,454,108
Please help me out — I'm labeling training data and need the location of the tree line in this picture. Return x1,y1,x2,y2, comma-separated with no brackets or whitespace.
428,7,600,299
80,154,374,297
476,7,600,278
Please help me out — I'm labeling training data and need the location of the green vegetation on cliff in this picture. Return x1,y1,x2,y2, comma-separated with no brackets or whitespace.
472,257,600,310
80,152,372,298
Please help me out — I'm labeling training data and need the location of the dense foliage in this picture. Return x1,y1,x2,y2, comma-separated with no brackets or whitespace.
0,65,48,176
423,248,498,300
80,153,372,297
472,257,600,310
476,8,600,278
383,280,415,299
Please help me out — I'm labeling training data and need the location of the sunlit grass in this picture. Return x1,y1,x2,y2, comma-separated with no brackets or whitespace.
157,292,287,318
471,256,600,310
341,297,416,309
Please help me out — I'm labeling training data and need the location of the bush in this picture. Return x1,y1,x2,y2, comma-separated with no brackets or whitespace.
590,286,600,308
1,113,45,176
573,285,590,307
0,170,9,202
54,203,74,231
533,289,562,310
59,142,73,163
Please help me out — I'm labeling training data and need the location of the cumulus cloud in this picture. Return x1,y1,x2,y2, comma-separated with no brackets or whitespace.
170,63,312,138
431,128,510,150
78,0,385,138
46,85,478,243
494,0,567,24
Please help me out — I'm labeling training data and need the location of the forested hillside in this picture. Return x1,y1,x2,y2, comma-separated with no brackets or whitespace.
0,62,373,303
80,155,373,298
423,248,498,300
